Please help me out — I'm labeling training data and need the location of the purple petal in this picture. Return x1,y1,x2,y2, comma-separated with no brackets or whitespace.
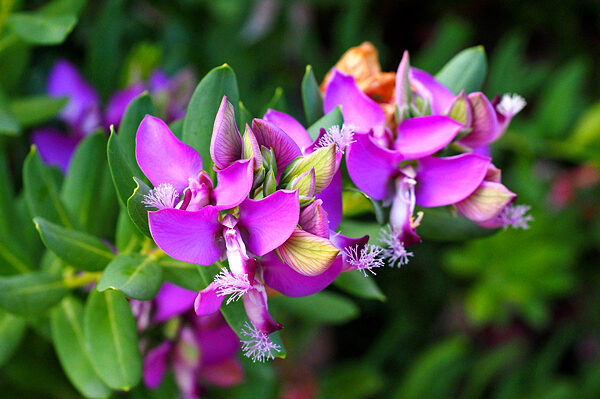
323,69,385,131
143,341,172,389
148,206,222,265
31,129,79,173
395,50,411,108
194,282,225,316
104,83,145,129
148,70,170,91
263,109,312,150
329,233,369,271
196,318,240,366
416,154,491,207
243,285,282,334
251,119,302,174
316,169,342,230
213,159,254,209
153,282,197,322
238,190,299,256
298,199,329,238
472,145,492,157
346,132,402,200
458,92,499,148
394,115,462,159
262,252,343,297
136,115,203,192
211,96,242,169
409,68,456,115
199,358,244,387
47,60,101,135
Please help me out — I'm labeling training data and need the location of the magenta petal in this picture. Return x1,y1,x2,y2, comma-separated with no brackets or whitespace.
262,252,343,297
194,282,224,316
243,285,282,334
395,115,462,159
251,119,302,173
458,92,499,148
148,206,221,265
143,341,172,389
213,159,254,209
395,50,411,108
136,115,203,192
196,320,240,366
104,83,145,129
299,199,329,238
316,169,342,230
32,129,79,173
238,190,300,256
47,60,101,134
263,109,312,150
329,233,369,271
323,69,385,131
153,282,197,322
416,154,491,207
199,358,244,387
346,132,402,200
211,96,242,169
409,68,456,115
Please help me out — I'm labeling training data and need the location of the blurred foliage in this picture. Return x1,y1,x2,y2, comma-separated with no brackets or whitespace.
0,0,600,398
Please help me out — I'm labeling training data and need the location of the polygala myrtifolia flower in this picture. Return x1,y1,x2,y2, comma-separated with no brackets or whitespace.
32,59,195,173
131,283,243,398
136,98,373,361
315,42,532,262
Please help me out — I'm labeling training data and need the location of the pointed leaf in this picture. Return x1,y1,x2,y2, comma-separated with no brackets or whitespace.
307,106,343,140
126,177,152,237
51,296,111,398
97,254,162,300
435,46,487,94
35,217,115,271
302,65,324,126
84,288,142,390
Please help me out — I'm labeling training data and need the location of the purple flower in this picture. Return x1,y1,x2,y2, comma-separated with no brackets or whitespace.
133,282,243,398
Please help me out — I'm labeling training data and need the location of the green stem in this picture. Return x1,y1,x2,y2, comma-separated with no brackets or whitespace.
64,272,102,289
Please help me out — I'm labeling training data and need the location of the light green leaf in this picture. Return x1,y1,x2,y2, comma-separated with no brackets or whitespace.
51,296,111,398
0,272,67,315
97,254,162,300
333,270,386,301
417,207,498,242
0,309,26,366
270,291,359,324
126,177,151,237
8,13,77,45
35,217,115,272
159,258,206,291
435,46,487,94
302,65,324,126
183,64,239,172
9,96,68,128
307,106,343,140
84,289,141,390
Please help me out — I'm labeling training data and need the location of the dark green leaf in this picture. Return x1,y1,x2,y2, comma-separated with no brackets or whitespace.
159,258,206,291
127,177,151,237
435,46,487,94
9,96,68,128
0,309,26,366
334,270,386,301
35,217,115,271
263,87,285,114
0,272,67,315
302,65,324,126
0,91,19,136
8,13,77,45
51,296,111,398
84,289,141,390
307,106,343,140
115,207,143,253
238,100,253,130
270,291,359,324
117,93,154,161
24,147,75,228
108,129,142,207
97,254,162,300
40,0,88,16
417,207,498,241
183,64,239,172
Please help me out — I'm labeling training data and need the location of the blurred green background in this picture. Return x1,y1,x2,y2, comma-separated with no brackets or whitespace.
2,0,600,398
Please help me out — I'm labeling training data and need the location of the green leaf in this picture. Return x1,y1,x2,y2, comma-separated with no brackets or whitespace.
115,207,143,254
8,13,77,45
0,92,19,136
34,217,115,272
183,64,239,172
51,296,111,398
117,93,154,161
97,254,162,300
159,258,206,291
40,0,88,16
417,207,498,242
333,270,386,301
62,132,117,235
9,96,68,128
319,363,384,399
0,309,26,366
307,106,343,140
0,272,67,315
302,65,324,126
263,87,286,113
108,130,142,207
127,177,151,237
435,46,487,94
270,291,359,324
24,147,75,228
84,289,141,390
238,100,253,130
